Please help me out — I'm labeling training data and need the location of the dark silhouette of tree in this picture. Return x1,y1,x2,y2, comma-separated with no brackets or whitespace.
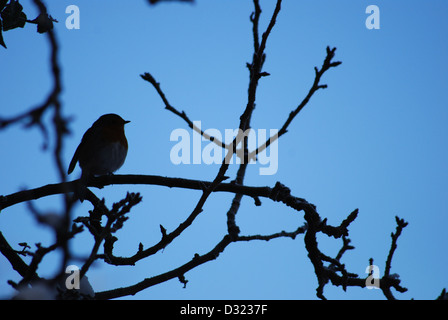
0,0,445,301
0,0,57,48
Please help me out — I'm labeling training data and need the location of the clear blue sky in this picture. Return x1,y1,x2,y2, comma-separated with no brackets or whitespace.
1,0,447,300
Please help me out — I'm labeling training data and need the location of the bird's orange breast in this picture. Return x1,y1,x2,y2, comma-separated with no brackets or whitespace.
101,124,128,147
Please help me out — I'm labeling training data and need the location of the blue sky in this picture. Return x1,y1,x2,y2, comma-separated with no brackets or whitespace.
1,0,447,300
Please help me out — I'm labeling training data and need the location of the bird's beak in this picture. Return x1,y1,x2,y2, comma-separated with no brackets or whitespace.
124,120,130,124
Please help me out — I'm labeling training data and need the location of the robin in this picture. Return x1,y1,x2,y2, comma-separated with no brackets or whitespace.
68,113,130,201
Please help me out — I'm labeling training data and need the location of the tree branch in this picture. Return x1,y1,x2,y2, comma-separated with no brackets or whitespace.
95,235,232,299
96,221,306,300
140,72,227,149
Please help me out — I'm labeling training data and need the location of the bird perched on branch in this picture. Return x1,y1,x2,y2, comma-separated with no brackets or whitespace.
68,113,130,201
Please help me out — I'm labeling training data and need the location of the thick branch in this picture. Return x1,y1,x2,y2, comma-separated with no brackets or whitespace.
0,175,308,212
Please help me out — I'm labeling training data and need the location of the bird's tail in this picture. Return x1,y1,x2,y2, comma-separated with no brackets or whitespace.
75,170,91,202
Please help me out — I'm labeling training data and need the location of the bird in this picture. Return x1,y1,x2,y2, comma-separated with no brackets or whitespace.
68,113,130,201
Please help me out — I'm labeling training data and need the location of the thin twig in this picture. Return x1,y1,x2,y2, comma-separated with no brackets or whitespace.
140,72,227,149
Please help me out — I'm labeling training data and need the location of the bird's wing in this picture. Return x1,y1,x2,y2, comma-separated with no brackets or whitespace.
67,125,95,174
67,143,81,174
